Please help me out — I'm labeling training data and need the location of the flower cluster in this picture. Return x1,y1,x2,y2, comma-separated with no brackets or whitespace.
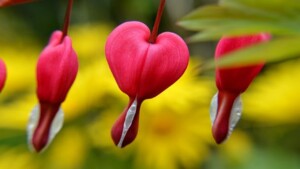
0,0,273,155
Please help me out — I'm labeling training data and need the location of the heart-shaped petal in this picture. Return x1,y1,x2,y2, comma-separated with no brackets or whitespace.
105,21,189,100
215,33,270,93
37,30,78,104
138,32,189,99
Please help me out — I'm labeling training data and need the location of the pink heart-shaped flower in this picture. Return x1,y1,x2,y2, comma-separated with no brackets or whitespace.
105,21,189,147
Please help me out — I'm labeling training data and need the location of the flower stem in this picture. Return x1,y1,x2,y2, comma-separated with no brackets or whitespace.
149,0,166,43
62,0,73,40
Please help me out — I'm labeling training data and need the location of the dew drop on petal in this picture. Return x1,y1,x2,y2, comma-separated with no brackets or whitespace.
27,104,64,152
118,98,138,147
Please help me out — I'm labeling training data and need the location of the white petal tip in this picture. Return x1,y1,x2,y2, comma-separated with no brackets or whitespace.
27,104,64,152
210,92,242,140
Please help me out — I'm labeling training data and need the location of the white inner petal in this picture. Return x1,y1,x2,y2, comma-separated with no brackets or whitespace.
209,92,242,138
27,104,64,152
27,105,40,151
228,95,242,137
117,98,138,147
209,93,218,125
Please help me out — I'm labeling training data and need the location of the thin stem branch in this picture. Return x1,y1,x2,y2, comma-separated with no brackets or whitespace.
61,0,73,41
149,0,166,43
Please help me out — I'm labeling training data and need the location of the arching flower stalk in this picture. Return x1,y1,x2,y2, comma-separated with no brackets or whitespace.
27,0,78,152
0,59,6,92
105,0,189,148
210,33,271,144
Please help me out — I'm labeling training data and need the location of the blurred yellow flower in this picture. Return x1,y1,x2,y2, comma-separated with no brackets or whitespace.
0,147,38,169
218,130,253,164
243,60,300,124
0,50,37,130
88,59,215,169
0,22,257,169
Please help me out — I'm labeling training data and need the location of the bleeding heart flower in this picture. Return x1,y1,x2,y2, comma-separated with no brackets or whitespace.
0,0,33,7
27,30,78,152
27,0,78,152
105,0,189,148
0,59,7,92
210,33,271,144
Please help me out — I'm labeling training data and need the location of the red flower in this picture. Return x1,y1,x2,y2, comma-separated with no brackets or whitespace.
0,59,6,92
27,31,78,152
210,33,271,144
0,0,33,7
105,21,189,148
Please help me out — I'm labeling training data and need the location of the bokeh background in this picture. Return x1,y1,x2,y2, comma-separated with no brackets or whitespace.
0,0,300,169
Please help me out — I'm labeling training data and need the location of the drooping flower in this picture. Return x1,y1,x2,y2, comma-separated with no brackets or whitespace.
105,0,189,148
89,59,213,169
210,33,271,144
0,59,7,92
27,30,78,152
27,0,78,152
0,0,33,7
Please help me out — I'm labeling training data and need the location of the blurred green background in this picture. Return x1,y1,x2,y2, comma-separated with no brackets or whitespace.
0,0,300,169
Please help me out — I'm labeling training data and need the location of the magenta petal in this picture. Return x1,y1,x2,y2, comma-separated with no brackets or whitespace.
215,64,264,93
0,59,7,92
215,33,271,92
31,30,78,152
105,21,189,99
105,21,150,98
37,30,78,104
138,32,189,99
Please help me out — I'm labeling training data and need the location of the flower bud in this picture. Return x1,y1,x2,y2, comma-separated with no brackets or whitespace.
27,30,78,152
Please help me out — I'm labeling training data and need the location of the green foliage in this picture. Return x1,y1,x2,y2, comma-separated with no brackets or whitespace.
178,0,300,68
